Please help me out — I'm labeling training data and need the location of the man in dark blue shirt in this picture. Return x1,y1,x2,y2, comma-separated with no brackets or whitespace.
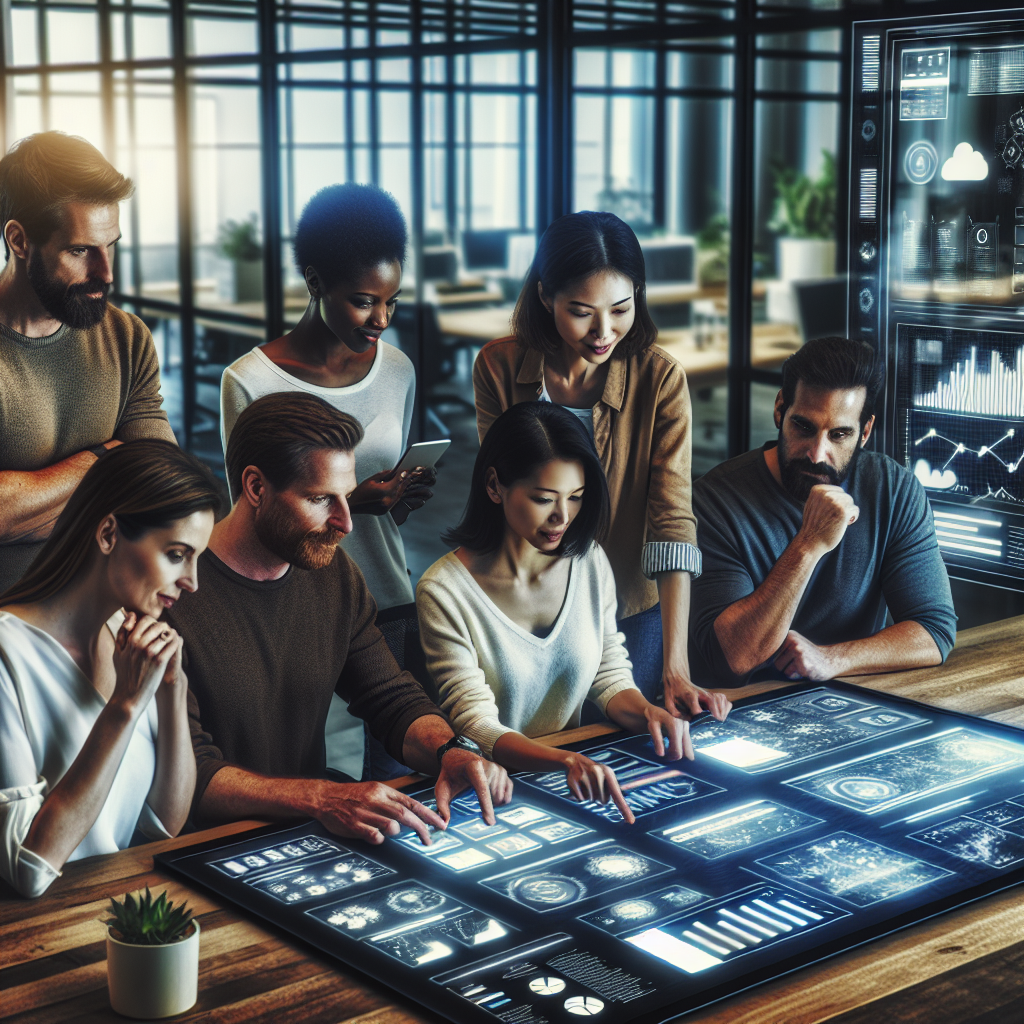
690,337,956,687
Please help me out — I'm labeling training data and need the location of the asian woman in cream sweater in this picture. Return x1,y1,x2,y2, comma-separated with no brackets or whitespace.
417,402,693,823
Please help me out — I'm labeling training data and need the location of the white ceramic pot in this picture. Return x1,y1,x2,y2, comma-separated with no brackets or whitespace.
777,237,836,281
107,919,200,1019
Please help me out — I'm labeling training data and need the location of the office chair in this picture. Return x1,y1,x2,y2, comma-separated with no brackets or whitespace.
792,277,849,344
390,302,477,434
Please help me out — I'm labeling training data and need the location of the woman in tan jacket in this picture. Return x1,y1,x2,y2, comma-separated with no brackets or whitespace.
473,211,730,723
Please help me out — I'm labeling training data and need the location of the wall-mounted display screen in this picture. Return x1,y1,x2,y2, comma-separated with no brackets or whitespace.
157,683,1024,1024
851,13,1024,591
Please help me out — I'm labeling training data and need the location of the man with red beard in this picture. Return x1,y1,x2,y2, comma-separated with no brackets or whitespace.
689,337,956,687
0,132,175,594
166,392,512,842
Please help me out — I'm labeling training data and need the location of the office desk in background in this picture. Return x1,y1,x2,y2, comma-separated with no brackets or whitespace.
2,615,1021,1024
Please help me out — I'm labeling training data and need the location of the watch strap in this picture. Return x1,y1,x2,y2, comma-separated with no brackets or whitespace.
436,735,469,765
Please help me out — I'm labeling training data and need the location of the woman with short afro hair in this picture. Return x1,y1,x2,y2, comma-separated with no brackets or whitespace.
220,183,434,616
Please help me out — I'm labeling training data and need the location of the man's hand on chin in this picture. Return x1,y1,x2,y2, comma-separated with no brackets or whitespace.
773,630,837,681
433,749,513,826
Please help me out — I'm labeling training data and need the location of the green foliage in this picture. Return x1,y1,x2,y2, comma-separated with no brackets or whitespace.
696,213,729,251
696,213,730,288
105,887,195,946
217,213,262,261
768,151,836,240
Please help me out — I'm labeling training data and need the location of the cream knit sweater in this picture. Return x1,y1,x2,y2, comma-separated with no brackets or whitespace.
416,544,638,758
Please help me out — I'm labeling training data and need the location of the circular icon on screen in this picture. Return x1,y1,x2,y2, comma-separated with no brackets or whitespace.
508,873,586,907
861,119,877,142
859,241,877,264
529,977,566,996
386,888,446,915
830,776,899,802
904,140,939,185
975,227,989,245
859,287,874,314
564,996,605,1016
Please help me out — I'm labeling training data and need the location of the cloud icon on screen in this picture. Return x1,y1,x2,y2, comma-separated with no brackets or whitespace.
941,143,989,181
914,459,957,489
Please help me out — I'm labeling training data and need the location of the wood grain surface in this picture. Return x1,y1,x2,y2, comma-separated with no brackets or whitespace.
2,615,1021,1023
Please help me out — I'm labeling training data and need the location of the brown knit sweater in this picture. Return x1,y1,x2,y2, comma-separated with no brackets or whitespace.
165,548,446,821
0,305,174,591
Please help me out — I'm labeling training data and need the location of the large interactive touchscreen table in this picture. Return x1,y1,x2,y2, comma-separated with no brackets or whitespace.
157,683,1024,1023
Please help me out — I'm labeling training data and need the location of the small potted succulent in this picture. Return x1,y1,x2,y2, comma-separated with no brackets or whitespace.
105,887,200,1019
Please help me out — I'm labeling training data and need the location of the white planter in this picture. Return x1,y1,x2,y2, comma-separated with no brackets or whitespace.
107,920,200,1019
777,237,836,281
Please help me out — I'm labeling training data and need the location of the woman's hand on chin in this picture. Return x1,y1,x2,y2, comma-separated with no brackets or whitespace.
110,613,182,715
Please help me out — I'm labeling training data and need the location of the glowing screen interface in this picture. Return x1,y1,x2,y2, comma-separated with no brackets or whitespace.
158,684,1024,1024
884,29,1024,588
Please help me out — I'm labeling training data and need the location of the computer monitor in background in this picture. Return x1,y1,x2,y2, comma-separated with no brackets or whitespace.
463,230,510,271
420,246,459,283
507,234,537,280
641,236,697,285
791,277,848,343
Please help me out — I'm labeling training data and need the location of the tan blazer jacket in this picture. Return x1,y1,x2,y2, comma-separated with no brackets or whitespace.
473,336,700,619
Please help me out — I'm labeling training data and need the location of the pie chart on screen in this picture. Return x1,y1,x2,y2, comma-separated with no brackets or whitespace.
528,976,566,995
564,995,605,1015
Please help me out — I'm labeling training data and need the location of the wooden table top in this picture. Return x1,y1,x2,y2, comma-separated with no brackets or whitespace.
3,614,1022,1023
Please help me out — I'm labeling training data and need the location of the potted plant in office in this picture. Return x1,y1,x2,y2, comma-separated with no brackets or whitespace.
105,887,200,1019
217,213,263,303
696,213,730,290
769,150,837,281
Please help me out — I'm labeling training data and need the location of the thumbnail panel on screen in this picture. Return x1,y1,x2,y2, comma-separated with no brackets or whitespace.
785,728,1024,814
211,834,346,879
624,884,849,974
434,933,660,1019
756,832,952,907
520,747,723,821
651,799,822,860
308,880,514,968
579,883,708,935
686,688,926,773
397,794,595,872
482,840,673,912
910,793,1024,870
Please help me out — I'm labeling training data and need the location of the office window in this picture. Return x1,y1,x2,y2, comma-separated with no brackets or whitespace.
750,30,843,449
573,45,733,475
191,77,264,319
115,73,178,304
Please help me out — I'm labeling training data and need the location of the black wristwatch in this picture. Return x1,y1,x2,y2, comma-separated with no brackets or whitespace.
88,443,110,459
436,735,474,766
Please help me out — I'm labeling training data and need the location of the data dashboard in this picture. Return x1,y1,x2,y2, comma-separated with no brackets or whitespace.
158,683,1024,1024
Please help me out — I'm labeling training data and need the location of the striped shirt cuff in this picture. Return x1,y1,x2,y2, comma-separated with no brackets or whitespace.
642,541,702,580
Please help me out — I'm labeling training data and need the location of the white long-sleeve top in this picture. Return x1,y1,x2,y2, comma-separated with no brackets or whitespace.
0,612,170,898
416,544,638,758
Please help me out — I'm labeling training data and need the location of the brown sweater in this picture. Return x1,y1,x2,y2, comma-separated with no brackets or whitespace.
166,548,445,821
0,305,174,591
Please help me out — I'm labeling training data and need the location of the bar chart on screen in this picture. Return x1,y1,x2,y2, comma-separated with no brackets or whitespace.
914,345,1024,417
